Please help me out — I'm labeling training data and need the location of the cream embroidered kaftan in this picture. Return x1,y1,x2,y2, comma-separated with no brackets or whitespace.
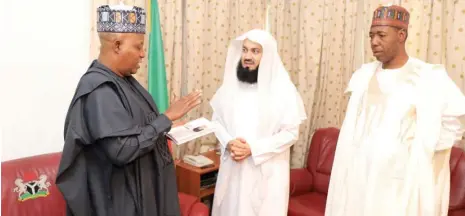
325,58,465,216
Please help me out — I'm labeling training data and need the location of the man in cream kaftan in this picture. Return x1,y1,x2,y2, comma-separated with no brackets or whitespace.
210,29,307,216
325,5,465,216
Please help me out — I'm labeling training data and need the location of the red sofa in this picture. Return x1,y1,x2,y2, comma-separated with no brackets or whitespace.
1,152,210,216
288,127,465,216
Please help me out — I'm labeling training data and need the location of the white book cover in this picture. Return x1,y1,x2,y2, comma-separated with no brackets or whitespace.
166,117,216,145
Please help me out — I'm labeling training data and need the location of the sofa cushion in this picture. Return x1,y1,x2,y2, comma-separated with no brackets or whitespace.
288,192,326,216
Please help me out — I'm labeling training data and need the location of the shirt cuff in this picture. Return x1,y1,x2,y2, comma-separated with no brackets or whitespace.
149,114,173,134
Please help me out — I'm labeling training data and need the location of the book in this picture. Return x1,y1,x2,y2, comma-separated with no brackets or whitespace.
166,117,216,145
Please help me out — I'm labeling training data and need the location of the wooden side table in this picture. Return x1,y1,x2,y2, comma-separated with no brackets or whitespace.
175,150,221,200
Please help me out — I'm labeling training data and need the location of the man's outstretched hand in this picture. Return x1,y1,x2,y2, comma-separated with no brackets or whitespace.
165,90,202,121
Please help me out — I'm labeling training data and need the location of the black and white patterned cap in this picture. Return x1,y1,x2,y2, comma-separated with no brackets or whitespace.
97,3,146,34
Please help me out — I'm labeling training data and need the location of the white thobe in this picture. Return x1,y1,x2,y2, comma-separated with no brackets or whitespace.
211,83,299,216
325,58,465,216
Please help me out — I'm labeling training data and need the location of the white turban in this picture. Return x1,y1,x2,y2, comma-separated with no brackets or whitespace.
210,29,307,137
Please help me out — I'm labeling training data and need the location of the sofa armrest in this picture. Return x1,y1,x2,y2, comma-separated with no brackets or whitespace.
189,202,210,216
290,168,313,197
178,192,210,216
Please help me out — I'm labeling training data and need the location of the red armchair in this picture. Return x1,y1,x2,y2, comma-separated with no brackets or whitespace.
288,127,465,216
1,152,210,216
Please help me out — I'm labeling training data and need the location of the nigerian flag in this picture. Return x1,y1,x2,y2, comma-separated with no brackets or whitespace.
147,0,168,112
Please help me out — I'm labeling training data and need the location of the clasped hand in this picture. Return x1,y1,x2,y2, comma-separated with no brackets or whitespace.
227,138,251,162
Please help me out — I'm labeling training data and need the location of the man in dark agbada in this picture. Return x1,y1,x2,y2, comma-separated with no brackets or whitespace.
55,4,201,216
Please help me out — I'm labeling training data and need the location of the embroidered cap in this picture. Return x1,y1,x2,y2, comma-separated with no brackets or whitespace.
97,3,146,34
371,5,410,29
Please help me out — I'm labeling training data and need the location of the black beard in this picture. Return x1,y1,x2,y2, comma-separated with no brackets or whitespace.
236,61,258,84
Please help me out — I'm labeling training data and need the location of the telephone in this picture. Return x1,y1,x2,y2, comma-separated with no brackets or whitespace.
183,155,214,168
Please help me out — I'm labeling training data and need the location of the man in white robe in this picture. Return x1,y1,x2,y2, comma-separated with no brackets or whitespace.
325,5,465,216
210,29,307,216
